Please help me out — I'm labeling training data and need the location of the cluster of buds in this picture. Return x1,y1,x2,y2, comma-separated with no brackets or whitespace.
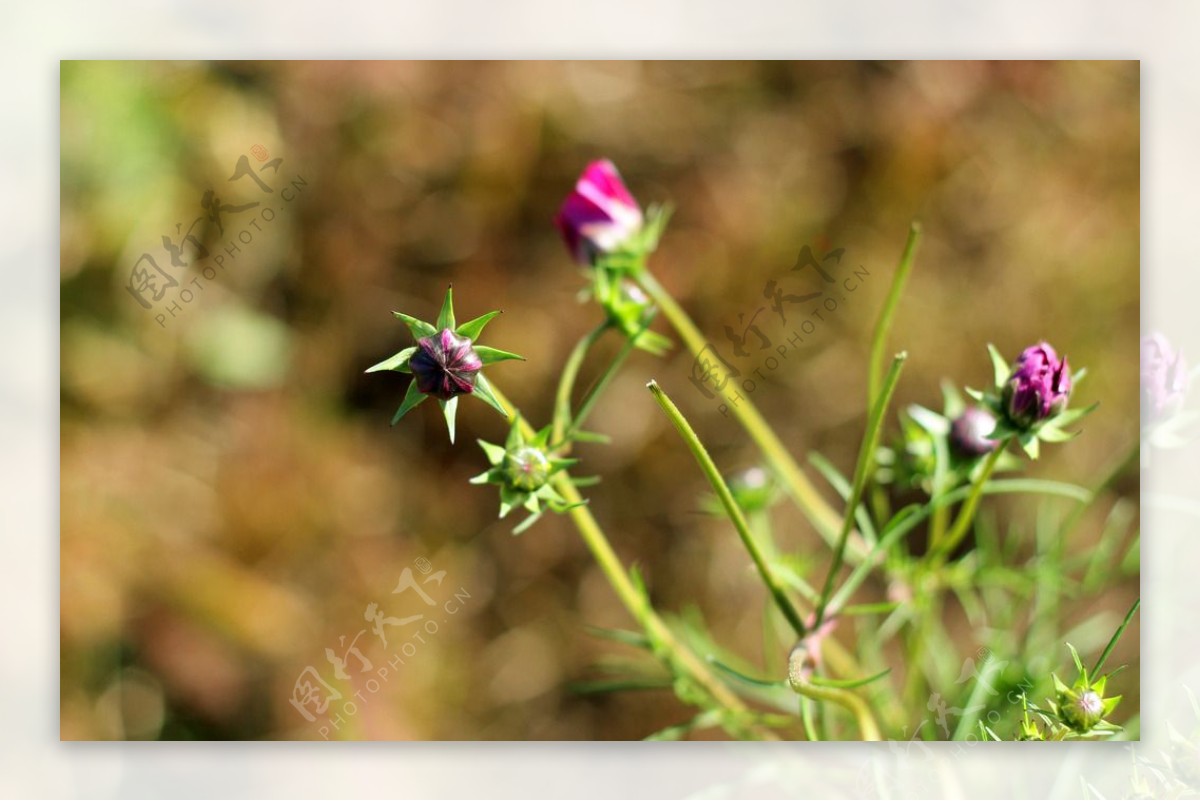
469,418,580,534
875,384,1012,496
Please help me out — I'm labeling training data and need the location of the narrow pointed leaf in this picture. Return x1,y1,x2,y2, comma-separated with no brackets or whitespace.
366,346,416,373
440,396,458,444
393,311,436,339
1052,402,1099,428
988,343,1012,388
456,310,502,341
1038,425,1079,443
437,285,455,330
391,381,428,425
810,667,893,690
475,345,525,365
472,373,509,418
1019,432,1040,460
572,429,612,444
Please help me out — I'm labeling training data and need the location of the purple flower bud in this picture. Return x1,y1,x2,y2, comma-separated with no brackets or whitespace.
1002,341,1071,427
409,328,482,400
1141,332,1188,422
950,407,999,457
554,159,644,265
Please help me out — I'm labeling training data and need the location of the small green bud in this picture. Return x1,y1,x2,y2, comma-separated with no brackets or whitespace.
503,446,552,491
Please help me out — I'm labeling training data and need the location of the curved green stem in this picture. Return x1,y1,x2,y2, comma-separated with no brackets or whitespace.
790,678,882,741
571,331,637,435
635,271,852,553
647,380,807,637
485,380,768,737
553,322,610,447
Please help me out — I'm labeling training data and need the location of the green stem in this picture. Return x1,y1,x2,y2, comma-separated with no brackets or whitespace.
789,678,882,741
552,322,610,447
814,352,908,628
647,380,807,638
929,444,1006,565
571,330,637,435
485,380,766,736
867,223,921,408
635,271,850,552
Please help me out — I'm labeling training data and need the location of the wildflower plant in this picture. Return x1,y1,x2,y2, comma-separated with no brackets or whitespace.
367,159,1138,741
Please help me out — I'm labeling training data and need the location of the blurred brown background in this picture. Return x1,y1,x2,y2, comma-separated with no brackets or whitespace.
60,61,1139,740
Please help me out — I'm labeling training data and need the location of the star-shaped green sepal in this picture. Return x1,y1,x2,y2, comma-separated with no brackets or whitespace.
366,285,524,443
469,417,582,534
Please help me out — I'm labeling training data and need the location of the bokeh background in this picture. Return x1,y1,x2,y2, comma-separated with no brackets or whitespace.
60,60,1139,740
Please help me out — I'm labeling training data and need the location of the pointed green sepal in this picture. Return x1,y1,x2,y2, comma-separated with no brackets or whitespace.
475,345,525,365
393,311,437,339
455,310,501,341
437,285,456,331
987,343,1012,388
499,484,526,518
511,511,543,535
366,346,417,374
391,380,428,425
478,439,507,465
1019,432,1040,460
469,468,499,485
440,396,459,444
472,373,509,418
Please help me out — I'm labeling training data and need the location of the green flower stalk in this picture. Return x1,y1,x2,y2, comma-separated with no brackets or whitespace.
366,286,524,443
470,418,580,534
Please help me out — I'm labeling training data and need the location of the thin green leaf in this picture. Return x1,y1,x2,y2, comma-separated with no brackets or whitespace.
810,667,892,690
807,451,877,545
708,658,785,689
584,626,651,650
571,429,612,444
568,678,674,695
1092,597,1140,678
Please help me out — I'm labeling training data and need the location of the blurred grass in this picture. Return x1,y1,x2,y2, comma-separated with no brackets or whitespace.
60,60,1139,740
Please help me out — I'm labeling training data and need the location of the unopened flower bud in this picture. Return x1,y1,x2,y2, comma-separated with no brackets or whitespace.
1002,341,1071,428
950,407,999,458
503,446,552,492
409,328,482,400
554,159,643,266
1060,686,1105,732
